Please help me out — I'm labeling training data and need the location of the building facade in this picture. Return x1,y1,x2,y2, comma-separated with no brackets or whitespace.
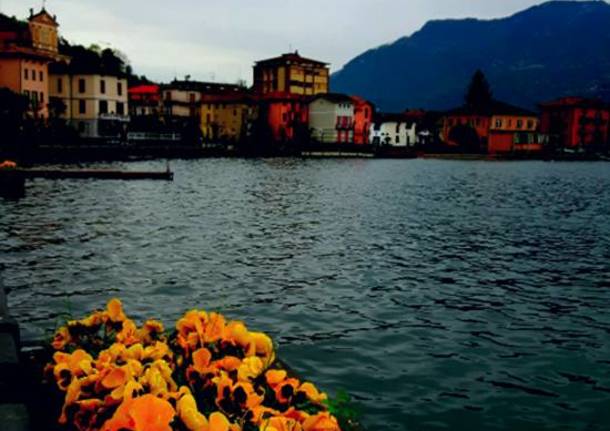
200,93,253,143
308,94,354,144
0,8,64,118
49,67,129,139
442,100,543,153
370,114,418,147
351,96,374,145
128,84,160,117
253,51,329,97
539,97,610,152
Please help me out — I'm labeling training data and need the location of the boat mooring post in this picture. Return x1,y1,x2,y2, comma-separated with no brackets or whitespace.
0,171,26,199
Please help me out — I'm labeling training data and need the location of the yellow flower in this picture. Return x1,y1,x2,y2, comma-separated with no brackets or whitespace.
101,367,129,389
248,332,275,364
214,356,242,372
107,298,126,323
117,319,140,346
177,387,208,431
238,356,264,382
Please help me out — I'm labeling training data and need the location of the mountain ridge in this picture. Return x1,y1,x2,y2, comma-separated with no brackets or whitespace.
331,1,610,111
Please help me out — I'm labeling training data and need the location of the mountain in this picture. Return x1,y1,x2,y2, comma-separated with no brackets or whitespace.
331,1,610,112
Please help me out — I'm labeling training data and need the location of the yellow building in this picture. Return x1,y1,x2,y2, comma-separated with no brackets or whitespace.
253,51,329,96
0,8,64,118
49,67,129,138
200,94,253,143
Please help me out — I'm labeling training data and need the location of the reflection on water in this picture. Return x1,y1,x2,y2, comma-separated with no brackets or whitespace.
2,159,610,430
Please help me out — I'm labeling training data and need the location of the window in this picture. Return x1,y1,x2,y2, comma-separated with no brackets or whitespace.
165,91,172,101
39,92,44,104
189,93,196,103
517,119,523,129
495,119,502,128
116,102,124,115
527,120,534,129
39,70,43,81
79,100,86,114
57,78,63,94
396,135,400,144
233,109,237,116
24,90,30,98
99,100,108,114
396,123,400,133
117,82,123,96
78,78,86,93
100,79,106,94
24,69,29,80
32,91,38,105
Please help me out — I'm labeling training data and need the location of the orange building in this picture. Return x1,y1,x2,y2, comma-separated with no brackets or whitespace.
128,84,161,117
258,93,309,142
0,8,64,118
253,51,329,97
442,100,544,153
351,96,374,145
539,97,610,152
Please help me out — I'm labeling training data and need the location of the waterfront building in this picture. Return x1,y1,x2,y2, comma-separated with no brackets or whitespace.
200,93,254,144
308,94,354,144
539,97,610,152
351,96,374,145
49,62,129,139
128,84,160,117
0,8,65,118
370,113,419,147
162,80,243,119
258,93,309,143
253,51,329,97
441,100,543,153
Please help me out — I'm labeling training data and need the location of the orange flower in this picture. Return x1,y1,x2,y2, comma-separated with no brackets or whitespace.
52,326,71,350
209,411,231,431
101,367,129,389
116,319,140,346
214,356,242,372
192,347,213,374
204,312,226,343
298,382,327,404
265,370,287,387
274,378,300,404
302,412,341,431
262,416,303,431
107,298,126,323
103,394,175,431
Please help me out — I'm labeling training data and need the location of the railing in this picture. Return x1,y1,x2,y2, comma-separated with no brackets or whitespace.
127,132,182,141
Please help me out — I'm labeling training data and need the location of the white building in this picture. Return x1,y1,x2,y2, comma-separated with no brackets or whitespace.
49,66,129,139
370,114,418,147
308,94,354,144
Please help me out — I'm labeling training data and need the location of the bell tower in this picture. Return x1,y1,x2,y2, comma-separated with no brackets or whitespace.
28,7,59,53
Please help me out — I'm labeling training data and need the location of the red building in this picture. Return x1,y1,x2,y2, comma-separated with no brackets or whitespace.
351,96,374,145
442,100,545,154
539,97,610,151
258,92,309,143
128,84,160,116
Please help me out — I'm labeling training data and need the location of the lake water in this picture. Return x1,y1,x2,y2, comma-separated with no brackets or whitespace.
2,159,610,430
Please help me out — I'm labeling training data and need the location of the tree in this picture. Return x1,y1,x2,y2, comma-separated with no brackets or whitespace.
448,124,482,153
465,70,493,109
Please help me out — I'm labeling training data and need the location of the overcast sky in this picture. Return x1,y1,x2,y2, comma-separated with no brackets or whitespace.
1,0,558,83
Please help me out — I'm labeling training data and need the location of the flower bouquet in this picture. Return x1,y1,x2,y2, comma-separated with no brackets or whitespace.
43,299,351,431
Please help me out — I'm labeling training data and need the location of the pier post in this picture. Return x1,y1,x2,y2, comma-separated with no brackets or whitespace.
0,171,26,199
0,278,30,430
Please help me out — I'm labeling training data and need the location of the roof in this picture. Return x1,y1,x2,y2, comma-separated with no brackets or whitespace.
129,84,160,95
310,93,354,104
446,99,536,117
255,51,329,67
539,96,609,110
162,80,244,94
29,8,59,26
373,112,417,127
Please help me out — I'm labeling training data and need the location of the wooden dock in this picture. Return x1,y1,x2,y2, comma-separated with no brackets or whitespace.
0,167,173,198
